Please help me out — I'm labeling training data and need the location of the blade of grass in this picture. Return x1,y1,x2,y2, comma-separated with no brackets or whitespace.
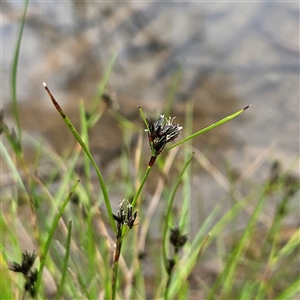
275,276,300,300
11,0,29,145
53,147,82,203
1,141,26,192
209,186,268,300
277,228,300,258
85,51,118,128
55,220,72,300
43,83,116,233
53,240,78,298
179,101,193,232
110,109,139,130
86,211,98,299
67,250,91,299
169,105,251,150
0,252,14,300
240,282,258,300
256,194,294,299
79,101,92,195
208,196,249,244
35,180,80,297
1,116,22,155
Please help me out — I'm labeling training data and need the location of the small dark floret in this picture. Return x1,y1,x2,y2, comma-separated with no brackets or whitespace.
146,115,183,160
24,268,38,298
127,211,138,229
113,200,138,237
167,258,176,275
170,227,188,253
9,251,38,299
9,251,37,276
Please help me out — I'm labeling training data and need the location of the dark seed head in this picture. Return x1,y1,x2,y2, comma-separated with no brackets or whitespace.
146,115,183,157
170,227,188,253
9,251,37,276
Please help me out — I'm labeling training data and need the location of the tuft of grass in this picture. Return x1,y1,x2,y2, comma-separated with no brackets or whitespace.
1,2,299,300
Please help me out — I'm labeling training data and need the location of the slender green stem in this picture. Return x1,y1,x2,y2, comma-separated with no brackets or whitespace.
11,0,29,145
111,164,152,299
111,241,121,300
131,165,152,207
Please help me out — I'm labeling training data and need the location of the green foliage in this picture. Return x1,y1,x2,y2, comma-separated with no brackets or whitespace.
1,2,299,300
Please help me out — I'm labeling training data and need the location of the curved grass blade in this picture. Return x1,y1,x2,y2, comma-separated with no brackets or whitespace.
277,228,300,258
169,105,251,150
35,180,79,297
208,186,268,300
1,112,22,155
55,220,72,300
43,83,116,233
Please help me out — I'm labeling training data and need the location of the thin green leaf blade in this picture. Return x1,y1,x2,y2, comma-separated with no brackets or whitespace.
169,105,251,149
36,180,79,296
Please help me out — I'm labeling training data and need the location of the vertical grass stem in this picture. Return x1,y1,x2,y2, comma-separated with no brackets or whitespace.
11,0,29,145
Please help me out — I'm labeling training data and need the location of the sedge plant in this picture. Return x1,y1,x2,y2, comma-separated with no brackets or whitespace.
41,81,249,299
2,1,300,299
